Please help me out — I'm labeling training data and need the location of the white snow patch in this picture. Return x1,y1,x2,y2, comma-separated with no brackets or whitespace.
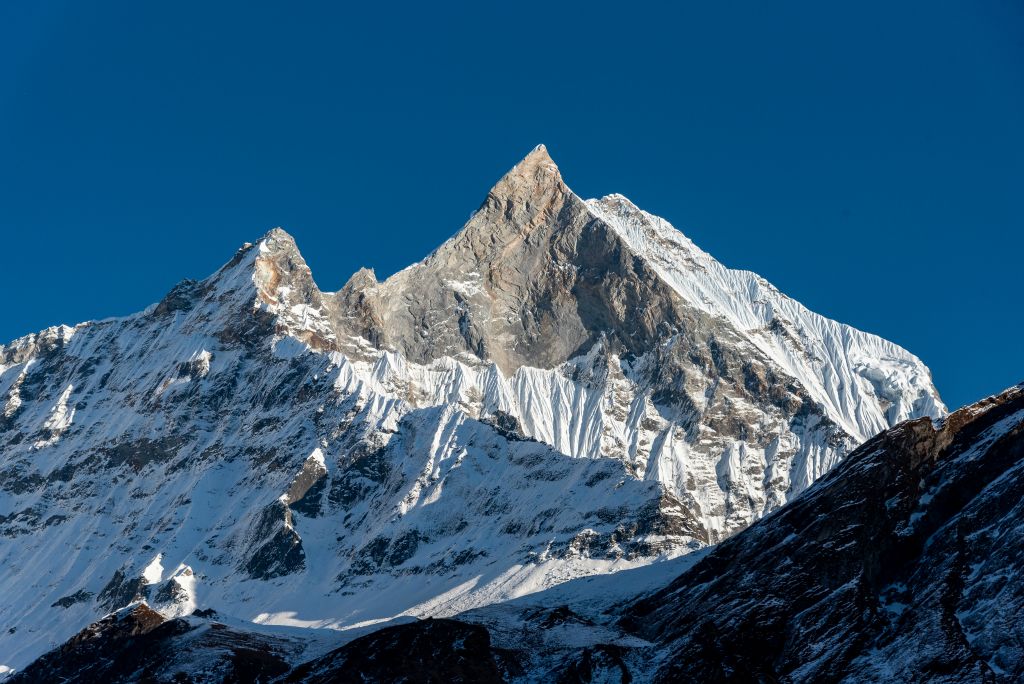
143,554,164,585
33,383,75,448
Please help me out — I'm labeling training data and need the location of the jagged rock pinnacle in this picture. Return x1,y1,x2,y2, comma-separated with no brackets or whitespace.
344,266,378,288
489,144,562,200
258,227,299,250
523,143,554,166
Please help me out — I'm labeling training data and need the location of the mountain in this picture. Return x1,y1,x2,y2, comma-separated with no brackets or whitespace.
14,383,1021,682
0,145,942,675
324,145,943,536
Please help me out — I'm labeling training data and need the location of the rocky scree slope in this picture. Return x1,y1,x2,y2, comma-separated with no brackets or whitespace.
0,145,941,674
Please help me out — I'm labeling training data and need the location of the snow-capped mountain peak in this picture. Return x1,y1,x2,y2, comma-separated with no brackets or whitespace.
0,145,944,675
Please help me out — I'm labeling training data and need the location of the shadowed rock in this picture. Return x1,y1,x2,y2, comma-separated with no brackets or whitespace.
284,618,505,683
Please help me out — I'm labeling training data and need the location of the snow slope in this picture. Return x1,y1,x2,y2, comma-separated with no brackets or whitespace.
588,193,943,442
0,234,694,673
16,380,1019,682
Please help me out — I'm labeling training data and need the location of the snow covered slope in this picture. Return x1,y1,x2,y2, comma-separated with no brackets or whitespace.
588,192,944,442
14,383,1019,683
0,145,943,674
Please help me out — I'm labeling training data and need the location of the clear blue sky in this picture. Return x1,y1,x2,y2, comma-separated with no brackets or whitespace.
1,2,1021,411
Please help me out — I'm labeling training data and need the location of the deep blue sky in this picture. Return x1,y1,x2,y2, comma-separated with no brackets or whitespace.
2,2,1021,410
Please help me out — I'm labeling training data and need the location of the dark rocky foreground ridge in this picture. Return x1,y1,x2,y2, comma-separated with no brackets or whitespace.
622,381,1024,682
13,382,1022,682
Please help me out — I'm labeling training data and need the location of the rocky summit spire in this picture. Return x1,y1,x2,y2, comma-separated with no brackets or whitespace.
472,144,567,240
331,142,703,375
420,144,565,262
204,226,320,311
502,143,560,185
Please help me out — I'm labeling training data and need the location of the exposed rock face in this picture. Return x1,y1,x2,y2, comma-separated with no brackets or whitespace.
0,145,942,674
335,145,689,374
